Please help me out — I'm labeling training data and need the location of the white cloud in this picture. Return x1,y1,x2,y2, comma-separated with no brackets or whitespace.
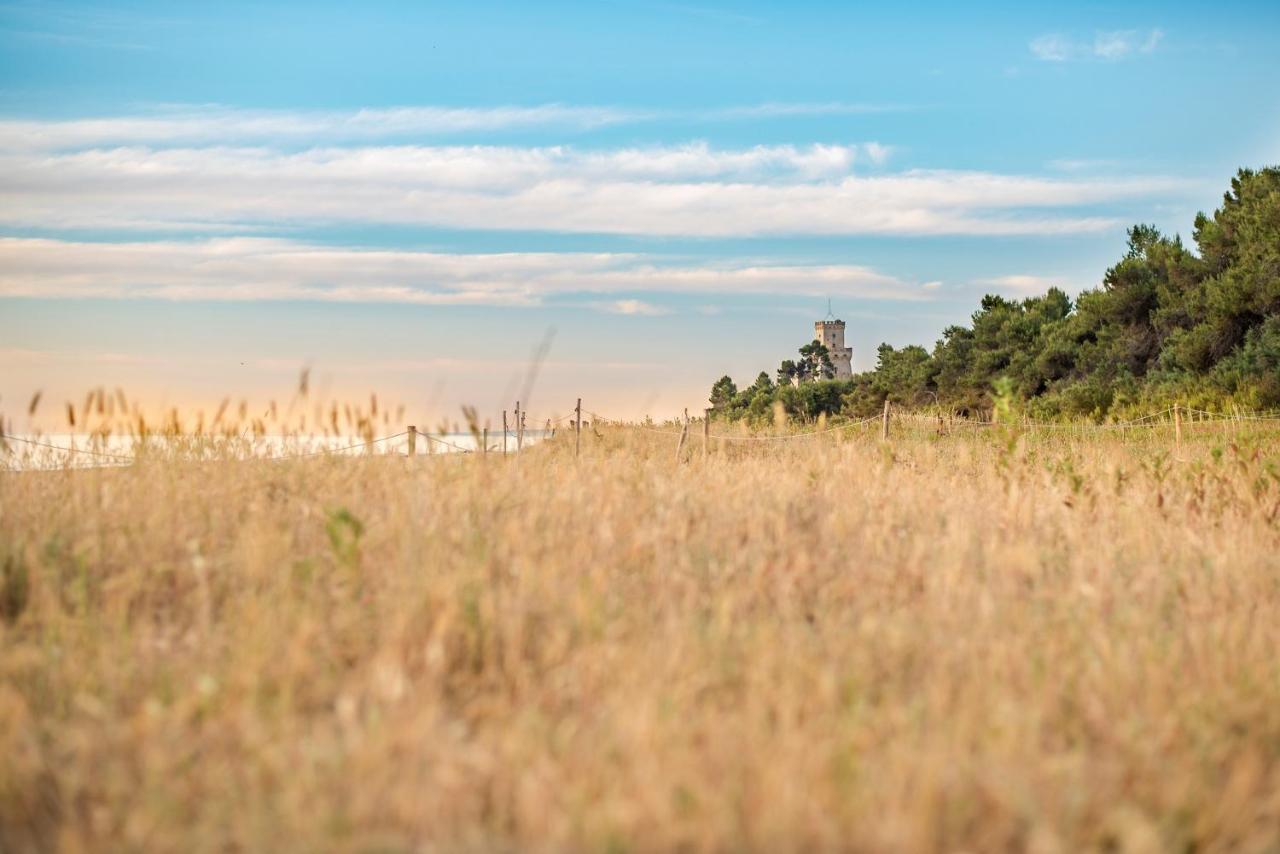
0,103,907,151
0,237,931,304
861,142,892,166
0,143,1181,237
1029,34,1073,62
0,106,646,151
570,140,882,180
594,299,671,316
1030,29,1163,62
975,274,1073,295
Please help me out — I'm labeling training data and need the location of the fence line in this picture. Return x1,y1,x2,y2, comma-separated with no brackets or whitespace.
1,434,137,461
1184,407,1280,422
8,401,1280,468
591,405,1280,441
708,414,881,442
863,405,1280,434
588,410,884,442
274,431,409,460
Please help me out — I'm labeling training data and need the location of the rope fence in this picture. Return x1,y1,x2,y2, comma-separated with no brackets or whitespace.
1,434,137,462
590,411,884,441
893,405,1280,432
591,402,1280,447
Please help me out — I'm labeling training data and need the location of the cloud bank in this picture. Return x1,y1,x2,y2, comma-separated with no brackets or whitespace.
0,141,1181,238
0,104,1190,311
0,237,929,305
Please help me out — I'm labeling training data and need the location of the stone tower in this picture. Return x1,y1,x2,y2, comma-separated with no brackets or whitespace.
815,319,853,379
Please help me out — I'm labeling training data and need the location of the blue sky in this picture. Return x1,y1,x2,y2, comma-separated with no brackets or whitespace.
2,0,1278,423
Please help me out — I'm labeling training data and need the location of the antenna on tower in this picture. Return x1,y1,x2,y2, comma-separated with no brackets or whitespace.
825,298,835,320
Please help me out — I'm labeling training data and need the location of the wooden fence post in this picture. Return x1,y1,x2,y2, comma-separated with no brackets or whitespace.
881,399,891,441
575,398,582,458
482,426,488,456
675,408,689,463
502,410,508,455
407,425,416,457
1174,403,1183,451
515,401,522,457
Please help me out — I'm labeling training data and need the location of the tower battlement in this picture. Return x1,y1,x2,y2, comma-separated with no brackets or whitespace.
814,319,853,379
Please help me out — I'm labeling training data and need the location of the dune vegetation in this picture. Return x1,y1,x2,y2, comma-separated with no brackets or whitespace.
710,167,1280,425
2,398,1279,852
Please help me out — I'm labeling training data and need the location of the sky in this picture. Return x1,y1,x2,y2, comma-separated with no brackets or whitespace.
2,0,1278,426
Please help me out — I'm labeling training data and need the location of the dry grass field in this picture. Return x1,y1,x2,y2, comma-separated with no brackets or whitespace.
2,409,1280,852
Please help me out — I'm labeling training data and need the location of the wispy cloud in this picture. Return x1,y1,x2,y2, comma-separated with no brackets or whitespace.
594,299,672,316
975,274,1076,295
2,27,158,51
1048,158,1120,172
1030,29,1163,62
0,143,1182,237
0,2,173,52
0,105,649,150
707,102,914,120
0,346,55,366
0,103,910,151
0,237,931,304
0,347,664,374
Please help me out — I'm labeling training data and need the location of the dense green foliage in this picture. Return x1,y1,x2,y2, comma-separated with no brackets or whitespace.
710,167,1280,422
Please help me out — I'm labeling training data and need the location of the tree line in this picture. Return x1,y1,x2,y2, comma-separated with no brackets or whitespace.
709,167,1280,422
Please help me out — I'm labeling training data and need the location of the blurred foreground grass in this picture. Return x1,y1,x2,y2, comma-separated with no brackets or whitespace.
2,421,1279,852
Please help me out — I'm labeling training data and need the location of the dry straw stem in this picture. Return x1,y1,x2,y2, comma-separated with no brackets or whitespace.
2,415,1280,852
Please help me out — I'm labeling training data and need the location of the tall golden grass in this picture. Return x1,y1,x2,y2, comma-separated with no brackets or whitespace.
2,397,1279,851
